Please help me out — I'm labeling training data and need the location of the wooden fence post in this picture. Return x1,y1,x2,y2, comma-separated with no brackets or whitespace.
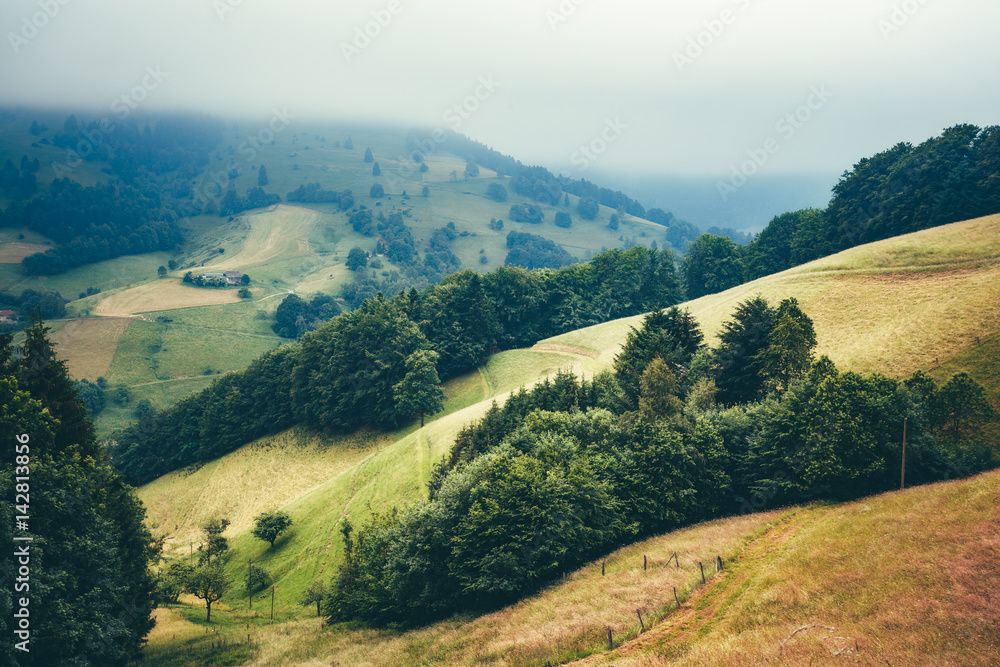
644,554,647,571
607,626,613,650
673,586,680,607
699,562,705,583
602,561,605,576
636,609,645,632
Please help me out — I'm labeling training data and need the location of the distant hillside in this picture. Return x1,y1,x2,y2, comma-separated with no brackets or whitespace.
0,109,694,436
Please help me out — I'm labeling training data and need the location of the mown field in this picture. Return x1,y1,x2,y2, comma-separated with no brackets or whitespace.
134,214,999,665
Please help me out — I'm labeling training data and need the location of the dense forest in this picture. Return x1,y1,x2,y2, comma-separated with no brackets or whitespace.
2,113,224,275
0,321,159,666
324,299,997,626
109,245,684,484
3,179,182,275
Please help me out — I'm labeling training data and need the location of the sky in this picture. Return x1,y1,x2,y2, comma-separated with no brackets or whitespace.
2,0,999,219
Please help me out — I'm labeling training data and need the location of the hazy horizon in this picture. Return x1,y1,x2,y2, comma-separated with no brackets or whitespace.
3,0,998,224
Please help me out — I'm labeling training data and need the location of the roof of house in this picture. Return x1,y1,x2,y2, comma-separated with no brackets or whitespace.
223,271,243,277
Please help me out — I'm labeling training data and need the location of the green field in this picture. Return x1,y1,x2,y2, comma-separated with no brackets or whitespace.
132,214,1000,665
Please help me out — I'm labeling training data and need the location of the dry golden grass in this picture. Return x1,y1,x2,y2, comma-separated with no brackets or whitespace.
574,469,1000,666
137,430,387,560
0,241,49,263
551,213,1000,379
47,317,131,380
93,279,242,316
226,509,786,667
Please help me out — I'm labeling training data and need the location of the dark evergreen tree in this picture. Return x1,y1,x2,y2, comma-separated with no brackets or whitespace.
683,234,745,299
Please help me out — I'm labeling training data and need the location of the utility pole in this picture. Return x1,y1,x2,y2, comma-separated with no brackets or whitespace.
248,558,252,610
900,417,908,490
270,585,275,623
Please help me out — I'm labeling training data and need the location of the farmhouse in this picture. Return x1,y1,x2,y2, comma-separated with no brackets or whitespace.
199,271,244,285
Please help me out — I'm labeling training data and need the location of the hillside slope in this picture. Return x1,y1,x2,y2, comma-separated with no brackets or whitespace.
142,468,1000,667
548,212,1000,379
136,213,1000,659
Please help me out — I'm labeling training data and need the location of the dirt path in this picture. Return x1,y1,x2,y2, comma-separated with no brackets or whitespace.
567,506,829,666
532,342,599,359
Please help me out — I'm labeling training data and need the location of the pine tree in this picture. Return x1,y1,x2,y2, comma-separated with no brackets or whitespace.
1,321,158,665
258,164,269,186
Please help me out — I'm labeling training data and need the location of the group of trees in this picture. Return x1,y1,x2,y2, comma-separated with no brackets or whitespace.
272,293,341,338
3,178,183,275
740,124,1000,282
286,183,354,210
504,231,574,270
0,289,67,321
325,299,997,627
509,203,545,224
219,186,280,217
677,125,1000,298
1,320,159,665
0,154,40,199
111,245,687,484
51,113,223,183
405,129,714,249
156,510,293,622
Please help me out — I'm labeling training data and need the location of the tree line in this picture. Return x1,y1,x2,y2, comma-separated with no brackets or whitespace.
2,178,183,275
324,299,997,627
405,129,714,247
109,245,685,484
683,124,1000,297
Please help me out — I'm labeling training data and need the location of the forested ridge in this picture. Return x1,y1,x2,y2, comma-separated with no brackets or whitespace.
741,124,1000,281
109,245,684,484
325,299,997,627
